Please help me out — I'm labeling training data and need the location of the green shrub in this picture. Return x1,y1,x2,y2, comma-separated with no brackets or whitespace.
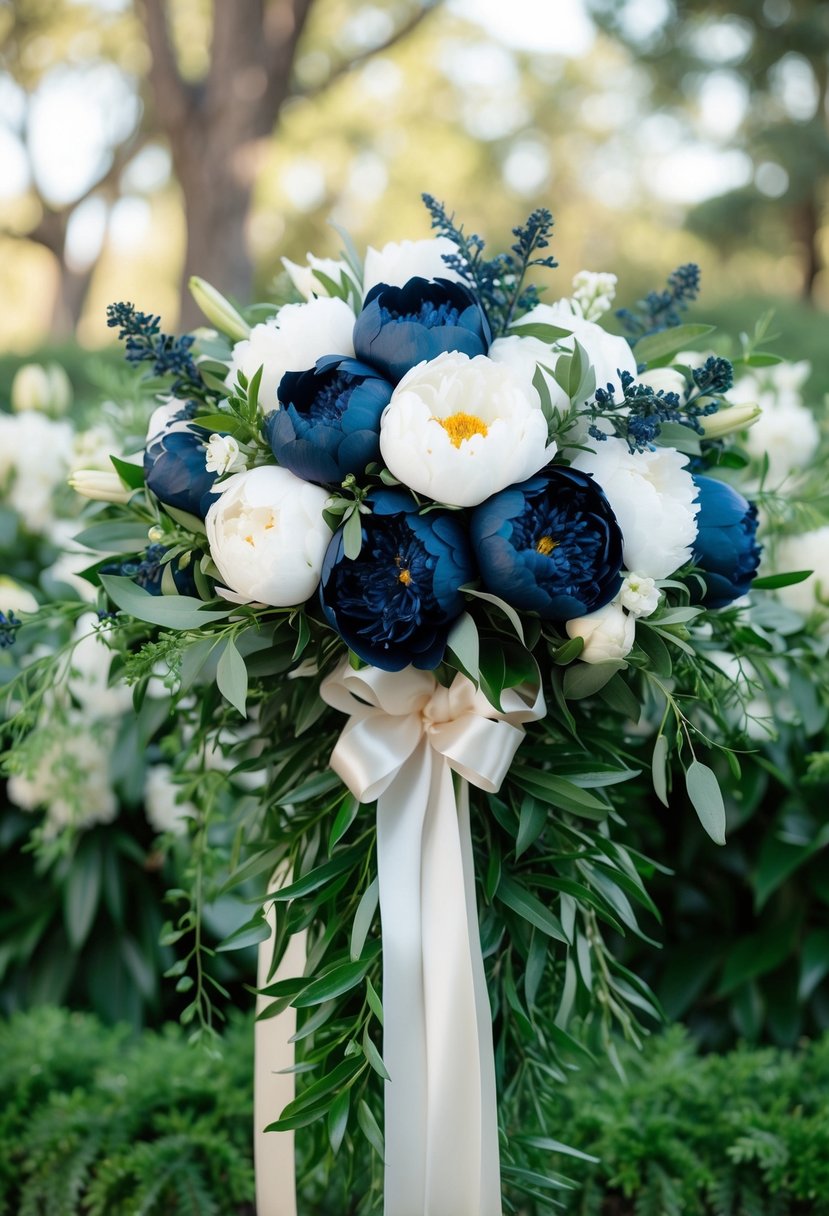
539,1026,829,1215
0,1007,254,1216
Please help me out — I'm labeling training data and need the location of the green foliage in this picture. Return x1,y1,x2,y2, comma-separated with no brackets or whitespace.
537,1025,829,1216
0,1006,255,1216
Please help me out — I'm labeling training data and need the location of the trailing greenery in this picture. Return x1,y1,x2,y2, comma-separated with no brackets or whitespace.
0,1006,255,1216
537,1025,829,1216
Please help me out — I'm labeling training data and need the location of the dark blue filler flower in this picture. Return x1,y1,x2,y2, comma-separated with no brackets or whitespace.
691,475,762,609
470,466,624,620
320,487,475,671
353,277,491,383
144,424,219,519
264,357,394,485
102,544,198,597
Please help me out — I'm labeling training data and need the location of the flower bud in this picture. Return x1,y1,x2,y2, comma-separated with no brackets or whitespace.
189,277,250,342
565,601,636,664
0,577,38,615
698,402,761,440
11,362,72,416
69,469,133,504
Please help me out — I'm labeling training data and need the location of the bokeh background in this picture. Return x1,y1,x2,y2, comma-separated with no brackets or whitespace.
1,0,827,390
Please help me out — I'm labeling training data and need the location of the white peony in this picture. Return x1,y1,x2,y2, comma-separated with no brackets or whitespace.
362,237,463,296
730,362,819,484
225,298,356,413
379,351,556,508
205,433,246,476
566,600,636,664
772,527,829,617
619,573,661,618
572,436,699,580
282,253,359,301
518,301,637,397
144,764,195,836
488,335,570,413
636,367,687,398
0,577,38,615
205,465,332,607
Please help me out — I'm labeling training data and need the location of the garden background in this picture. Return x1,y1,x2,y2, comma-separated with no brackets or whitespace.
1,1,828,1213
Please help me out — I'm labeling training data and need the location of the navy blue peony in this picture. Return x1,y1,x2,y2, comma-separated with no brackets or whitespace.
471,467,624,620
353,277,491,384
144,424,218,519
320,487,475,671
691,475,761,608
264,357,394,485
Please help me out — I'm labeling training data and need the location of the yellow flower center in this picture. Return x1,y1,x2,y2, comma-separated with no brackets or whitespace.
435,411,489,448
398,569,412,586
535,535,559,556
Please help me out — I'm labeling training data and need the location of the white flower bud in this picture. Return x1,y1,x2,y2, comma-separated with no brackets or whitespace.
636,367,687,398
566,601,636,664
698,401,762,440
69,469,133,504
189,277,251,341
11,363,72,416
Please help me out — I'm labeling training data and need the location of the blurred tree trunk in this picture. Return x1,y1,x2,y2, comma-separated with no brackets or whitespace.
138,0,440,329
794,196,822,301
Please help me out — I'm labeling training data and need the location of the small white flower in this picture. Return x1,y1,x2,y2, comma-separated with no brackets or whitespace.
282,253,360,301
620,573,661,618
636,367,687,398
205,433,247,476
569,271,618,322
362,237,463,296
69,469,133,505
11,362,72,415
205,465,332,607
571,436,699,580
379,351,556,508
566,600,636,664
144,764,195,836
519,301,637,397
225,297,356,414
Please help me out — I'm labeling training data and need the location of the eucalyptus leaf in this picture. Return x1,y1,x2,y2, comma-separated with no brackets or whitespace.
685,760,726,845
100,575,235,629
652,735,669,808
216,637,248,717
634,323,715,365
508,321,572,342
350,878,379,962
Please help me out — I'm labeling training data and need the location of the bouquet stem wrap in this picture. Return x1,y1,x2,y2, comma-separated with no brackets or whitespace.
320,661,545,1216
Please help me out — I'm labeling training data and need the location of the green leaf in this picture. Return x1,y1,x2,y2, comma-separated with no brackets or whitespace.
216,909,271,952
751,570,812,590
461,586,525,644
328,1088,350,1155
357,1099,385,1159
496,874,567,942
532,364,555,424
74,521,151,553
799,929,829,1002
516,796,548,859
110,454,145,489
685,760,726,845
446,612,480,684
216,637,248,717
64,841,102,950
511,768,610,820
508,321,572,342
634,323,715,365
328,794,360,852
362,1023,390,1080
100,575,234,628
652,735,669,808
365,976,384,1024
563,659,627,699
293,958,372,1007
271,845,364,901
350,878,379,962
552,636,584,665
343,510,363,560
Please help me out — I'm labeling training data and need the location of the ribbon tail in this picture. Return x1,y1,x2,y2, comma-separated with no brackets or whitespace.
255,873,306,1216
420,763,502,1216
377,743,433,1216
458,782,503,1216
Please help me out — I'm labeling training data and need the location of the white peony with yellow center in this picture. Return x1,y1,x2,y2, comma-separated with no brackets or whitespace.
205,465,332,607
379,351,556,508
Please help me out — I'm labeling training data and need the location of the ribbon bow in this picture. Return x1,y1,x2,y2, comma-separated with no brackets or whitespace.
321,661,545,1216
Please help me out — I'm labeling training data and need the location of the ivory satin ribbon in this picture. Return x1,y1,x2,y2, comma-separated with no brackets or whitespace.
319,662,546,1216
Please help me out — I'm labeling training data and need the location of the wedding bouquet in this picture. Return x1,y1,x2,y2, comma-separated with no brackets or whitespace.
2,197,805,1214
